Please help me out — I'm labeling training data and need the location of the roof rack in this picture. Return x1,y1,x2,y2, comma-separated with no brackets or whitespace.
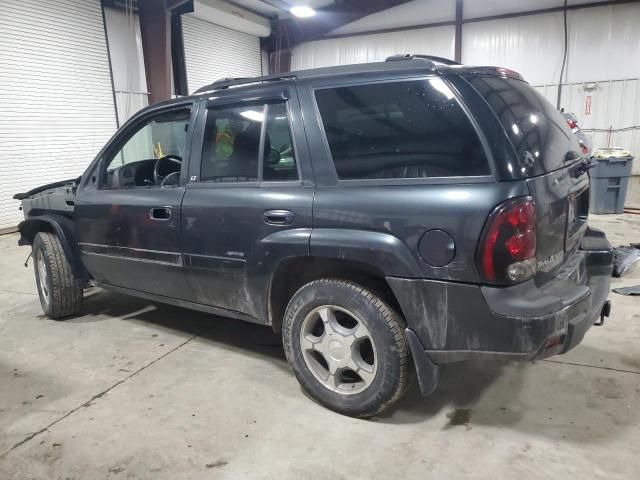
194,73,297,94
385,54,460,66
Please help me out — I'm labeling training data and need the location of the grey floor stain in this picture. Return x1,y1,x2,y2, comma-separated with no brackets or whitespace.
447,408,472,426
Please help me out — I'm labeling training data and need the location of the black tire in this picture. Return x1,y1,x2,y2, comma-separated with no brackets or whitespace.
283,279,410,417
33,232,83,319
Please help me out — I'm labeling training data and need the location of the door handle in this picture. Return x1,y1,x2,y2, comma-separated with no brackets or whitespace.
150,206,172,221
264,209,294,226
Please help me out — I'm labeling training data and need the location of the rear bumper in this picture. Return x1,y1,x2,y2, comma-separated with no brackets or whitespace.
388,227,613,370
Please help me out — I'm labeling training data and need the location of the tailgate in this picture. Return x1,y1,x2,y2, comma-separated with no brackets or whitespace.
465,74,589,283
527,170,589,282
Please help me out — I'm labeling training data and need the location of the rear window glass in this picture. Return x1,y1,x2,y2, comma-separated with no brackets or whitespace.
314,79,490,180
466,76,581,176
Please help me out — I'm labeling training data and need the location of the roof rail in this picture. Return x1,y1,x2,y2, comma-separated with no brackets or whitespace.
385,54,460,66
195,73,297,94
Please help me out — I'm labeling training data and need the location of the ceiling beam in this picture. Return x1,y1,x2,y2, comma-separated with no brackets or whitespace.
454,0,462,63
165,0,193,10
138,0,172,104
224,0,272,17
137,0,194,103
256,0,291,12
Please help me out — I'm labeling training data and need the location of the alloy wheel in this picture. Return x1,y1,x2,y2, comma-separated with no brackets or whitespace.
37,250,49,306
299,305,377,394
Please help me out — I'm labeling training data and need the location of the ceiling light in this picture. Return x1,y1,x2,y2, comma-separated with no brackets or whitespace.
240,110,264,122
290,5,316,18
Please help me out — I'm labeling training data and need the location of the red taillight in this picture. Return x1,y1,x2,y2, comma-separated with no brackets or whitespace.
505,230,536,259
567,119,577,130
581,145,590,155
477,197,537,283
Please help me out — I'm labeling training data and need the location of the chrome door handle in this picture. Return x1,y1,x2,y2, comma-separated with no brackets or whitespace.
264,209,294,226
150,206,172,221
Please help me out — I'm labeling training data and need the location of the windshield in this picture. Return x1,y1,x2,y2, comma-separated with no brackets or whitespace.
466,76,581,177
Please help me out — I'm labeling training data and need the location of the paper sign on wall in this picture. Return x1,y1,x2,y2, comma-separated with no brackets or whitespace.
585,95,592,116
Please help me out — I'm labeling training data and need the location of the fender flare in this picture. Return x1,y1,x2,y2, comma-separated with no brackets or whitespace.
310,228,422,277
17,214,89,285
266,228,423,329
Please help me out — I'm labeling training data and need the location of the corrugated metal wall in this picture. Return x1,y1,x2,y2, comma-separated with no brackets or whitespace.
461,3,640,85
290,1,640,164
535,79,640,175
0,0,118,230
293,2,640,85
182,15,262,94
291,25,455,70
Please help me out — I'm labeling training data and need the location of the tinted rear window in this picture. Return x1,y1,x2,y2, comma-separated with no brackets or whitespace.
314,79,490,180
467,76,581,176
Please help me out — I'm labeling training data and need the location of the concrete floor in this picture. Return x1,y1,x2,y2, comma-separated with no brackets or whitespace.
0,215,639,480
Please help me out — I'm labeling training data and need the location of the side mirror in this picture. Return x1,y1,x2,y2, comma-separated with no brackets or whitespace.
279,144,293,157
72,175,82,194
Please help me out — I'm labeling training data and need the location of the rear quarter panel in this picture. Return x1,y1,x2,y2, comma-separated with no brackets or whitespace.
312,181,529,282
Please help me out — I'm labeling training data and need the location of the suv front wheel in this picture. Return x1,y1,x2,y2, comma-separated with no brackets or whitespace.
33,232,83,319
283,279,410,417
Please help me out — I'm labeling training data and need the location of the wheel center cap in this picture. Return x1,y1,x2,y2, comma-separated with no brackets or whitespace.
328,339,347,361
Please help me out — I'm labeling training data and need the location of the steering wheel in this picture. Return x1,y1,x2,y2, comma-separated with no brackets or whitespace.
268,146,283,165
153,155,182,186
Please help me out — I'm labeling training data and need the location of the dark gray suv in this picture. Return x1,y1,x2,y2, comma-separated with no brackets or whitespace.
15,55,613,417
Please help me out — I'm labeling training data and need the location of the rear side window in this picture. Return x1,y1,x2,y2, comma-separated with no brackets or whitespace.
466,76,581,176
314,79,490,180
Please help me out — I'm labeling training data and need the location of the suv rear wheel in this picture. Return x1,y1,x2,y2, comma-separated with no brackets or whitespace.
33,232,83,319
283,279,410,417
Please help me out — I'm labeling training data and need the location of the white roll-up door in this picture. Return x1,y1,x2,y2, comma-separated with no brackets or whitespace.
0,0,117,230
182,15,262,94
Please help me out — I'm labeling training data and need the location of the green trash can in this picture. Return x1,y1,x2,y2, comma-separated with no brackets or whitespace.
589,148,634,214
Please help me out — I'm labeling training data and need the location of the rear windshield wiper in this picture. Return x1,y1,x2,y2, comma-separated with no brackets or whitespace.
571,157,596,178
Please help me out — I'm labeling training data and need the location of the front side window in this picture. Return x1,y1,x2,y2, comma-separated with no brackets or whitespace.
200,103,298,183
314,79,490,180
102,108,190,188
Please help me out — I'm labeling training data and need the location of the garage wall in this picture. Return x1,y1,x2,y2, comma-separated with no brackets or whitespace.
290,1,640,172
461,3,640,85
463,3,640,175
291,25,455,71
0,0,118,230
182,15,262,93
535,79,640,175
460,12,565,87
292,2,640,84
